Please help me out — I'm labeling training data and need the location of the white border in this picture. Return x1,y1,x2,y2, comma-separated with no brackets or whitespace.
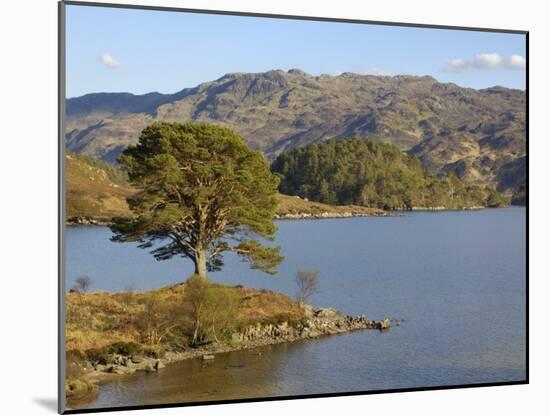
2,1,545,415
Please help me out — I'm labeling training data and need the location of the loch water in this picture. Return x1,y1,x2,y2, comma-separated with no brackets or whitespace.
66,208,526,409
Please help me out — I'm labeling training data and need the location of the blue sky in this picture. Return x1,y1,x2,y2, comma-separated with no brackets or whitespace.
66,4,526,98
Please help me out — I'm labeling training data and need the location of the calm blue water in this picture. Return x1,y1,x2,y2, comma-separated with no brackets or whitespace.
66,208,526,408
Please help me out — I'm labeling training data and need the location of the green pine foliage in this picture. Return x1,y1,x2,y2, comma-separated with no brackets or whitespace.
272,139,507,210
110,122,283,278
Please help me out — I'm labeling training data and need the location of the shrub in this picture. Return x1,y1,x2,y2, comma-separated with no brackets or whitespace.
105,341,142,356
84,347,108,362
142,345,166,359
295,269,320,304
134,296,187,347
204,284,240,341
73,275,93,293
184,275,240,345
184,275,210,345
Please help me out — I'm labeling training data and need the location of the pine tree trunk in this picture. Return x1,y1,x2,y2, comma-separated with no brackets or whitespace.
194,249,207,278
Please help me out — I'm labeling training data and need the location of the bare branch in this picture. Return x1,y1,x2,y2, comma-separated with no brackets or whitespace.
295,269,320,304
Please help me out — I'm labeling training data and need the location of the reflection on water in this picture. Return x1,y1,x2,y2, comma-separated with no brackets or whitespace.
99,343,294,406
67,208,526,409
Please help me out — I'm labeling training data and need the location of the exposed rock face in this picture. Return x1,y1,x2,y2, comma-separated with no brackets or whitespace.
66,70,526,193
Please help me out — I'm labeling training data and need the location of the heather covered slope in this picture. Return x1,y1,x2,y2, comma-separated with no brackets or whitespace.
66,70,526,193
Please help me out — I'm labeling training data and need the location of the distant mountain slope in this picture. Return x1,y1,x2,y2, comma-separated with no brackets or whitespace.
66,69,526,192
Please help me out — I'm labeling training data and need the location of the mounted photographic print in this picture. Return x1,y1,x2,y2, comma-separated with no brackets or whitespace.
59,1,528,413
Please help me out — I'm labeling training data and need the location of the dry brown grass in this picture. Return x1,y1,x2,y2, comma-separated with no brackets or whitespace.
66,283,304,353
65,154,137,220
237,287,304,325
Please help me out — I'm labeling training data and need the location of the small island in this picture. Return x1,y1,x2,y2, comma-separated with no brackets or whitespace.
65,281,391,406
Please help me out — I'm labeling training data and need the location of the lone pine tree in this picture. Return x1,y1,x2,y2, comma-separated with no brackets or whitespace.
110,122,283,278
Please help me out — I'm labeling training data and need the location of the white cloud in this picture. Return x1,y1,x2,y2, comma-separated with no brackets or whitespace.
99,53,120,69
444,53,525,72
507,54,526,69
445,58,471,72
474,53,503,69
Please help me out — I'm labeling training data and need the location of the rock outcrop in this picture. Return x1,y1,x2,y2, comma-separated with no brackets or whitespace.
233,306,390,343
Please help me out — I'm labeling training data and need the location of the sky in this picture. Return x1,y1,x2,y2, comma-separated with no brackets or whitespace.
65,4,526,98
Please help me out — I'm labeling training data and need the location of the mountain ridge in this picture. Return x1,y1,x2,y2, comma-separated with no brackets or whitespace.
66,69,526,193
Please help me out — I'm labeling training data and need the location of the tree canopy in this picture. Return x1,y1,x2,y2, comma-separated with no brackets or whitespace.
110,122,283,278
272,139,506,210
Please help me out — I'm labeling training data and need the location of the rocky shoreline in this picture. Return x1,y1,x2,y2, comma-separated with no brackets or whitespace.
410,205,485,211
66,216,111,226
70,305,392,403
67,211,392,226
273,211,392,220
68,206,490,226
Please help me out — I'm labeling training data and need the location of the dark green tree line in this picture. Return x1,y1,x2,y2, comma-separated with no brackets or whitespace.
272,139,506,210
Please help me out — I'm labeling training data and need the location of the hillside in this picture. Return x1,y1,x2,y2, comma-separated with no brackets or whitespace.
65,154,388,223
66,70,526,194
272,139,506,210
65,153,137,223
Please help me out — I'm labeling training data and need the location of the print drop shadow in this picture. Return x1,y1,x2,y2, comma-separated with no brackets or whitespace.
34,397,57,412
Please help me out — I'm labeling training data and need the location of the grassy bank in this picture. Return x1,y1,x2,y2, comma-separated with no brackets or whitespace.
66,153,136,222
66,281,304,353
65,280,303,403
